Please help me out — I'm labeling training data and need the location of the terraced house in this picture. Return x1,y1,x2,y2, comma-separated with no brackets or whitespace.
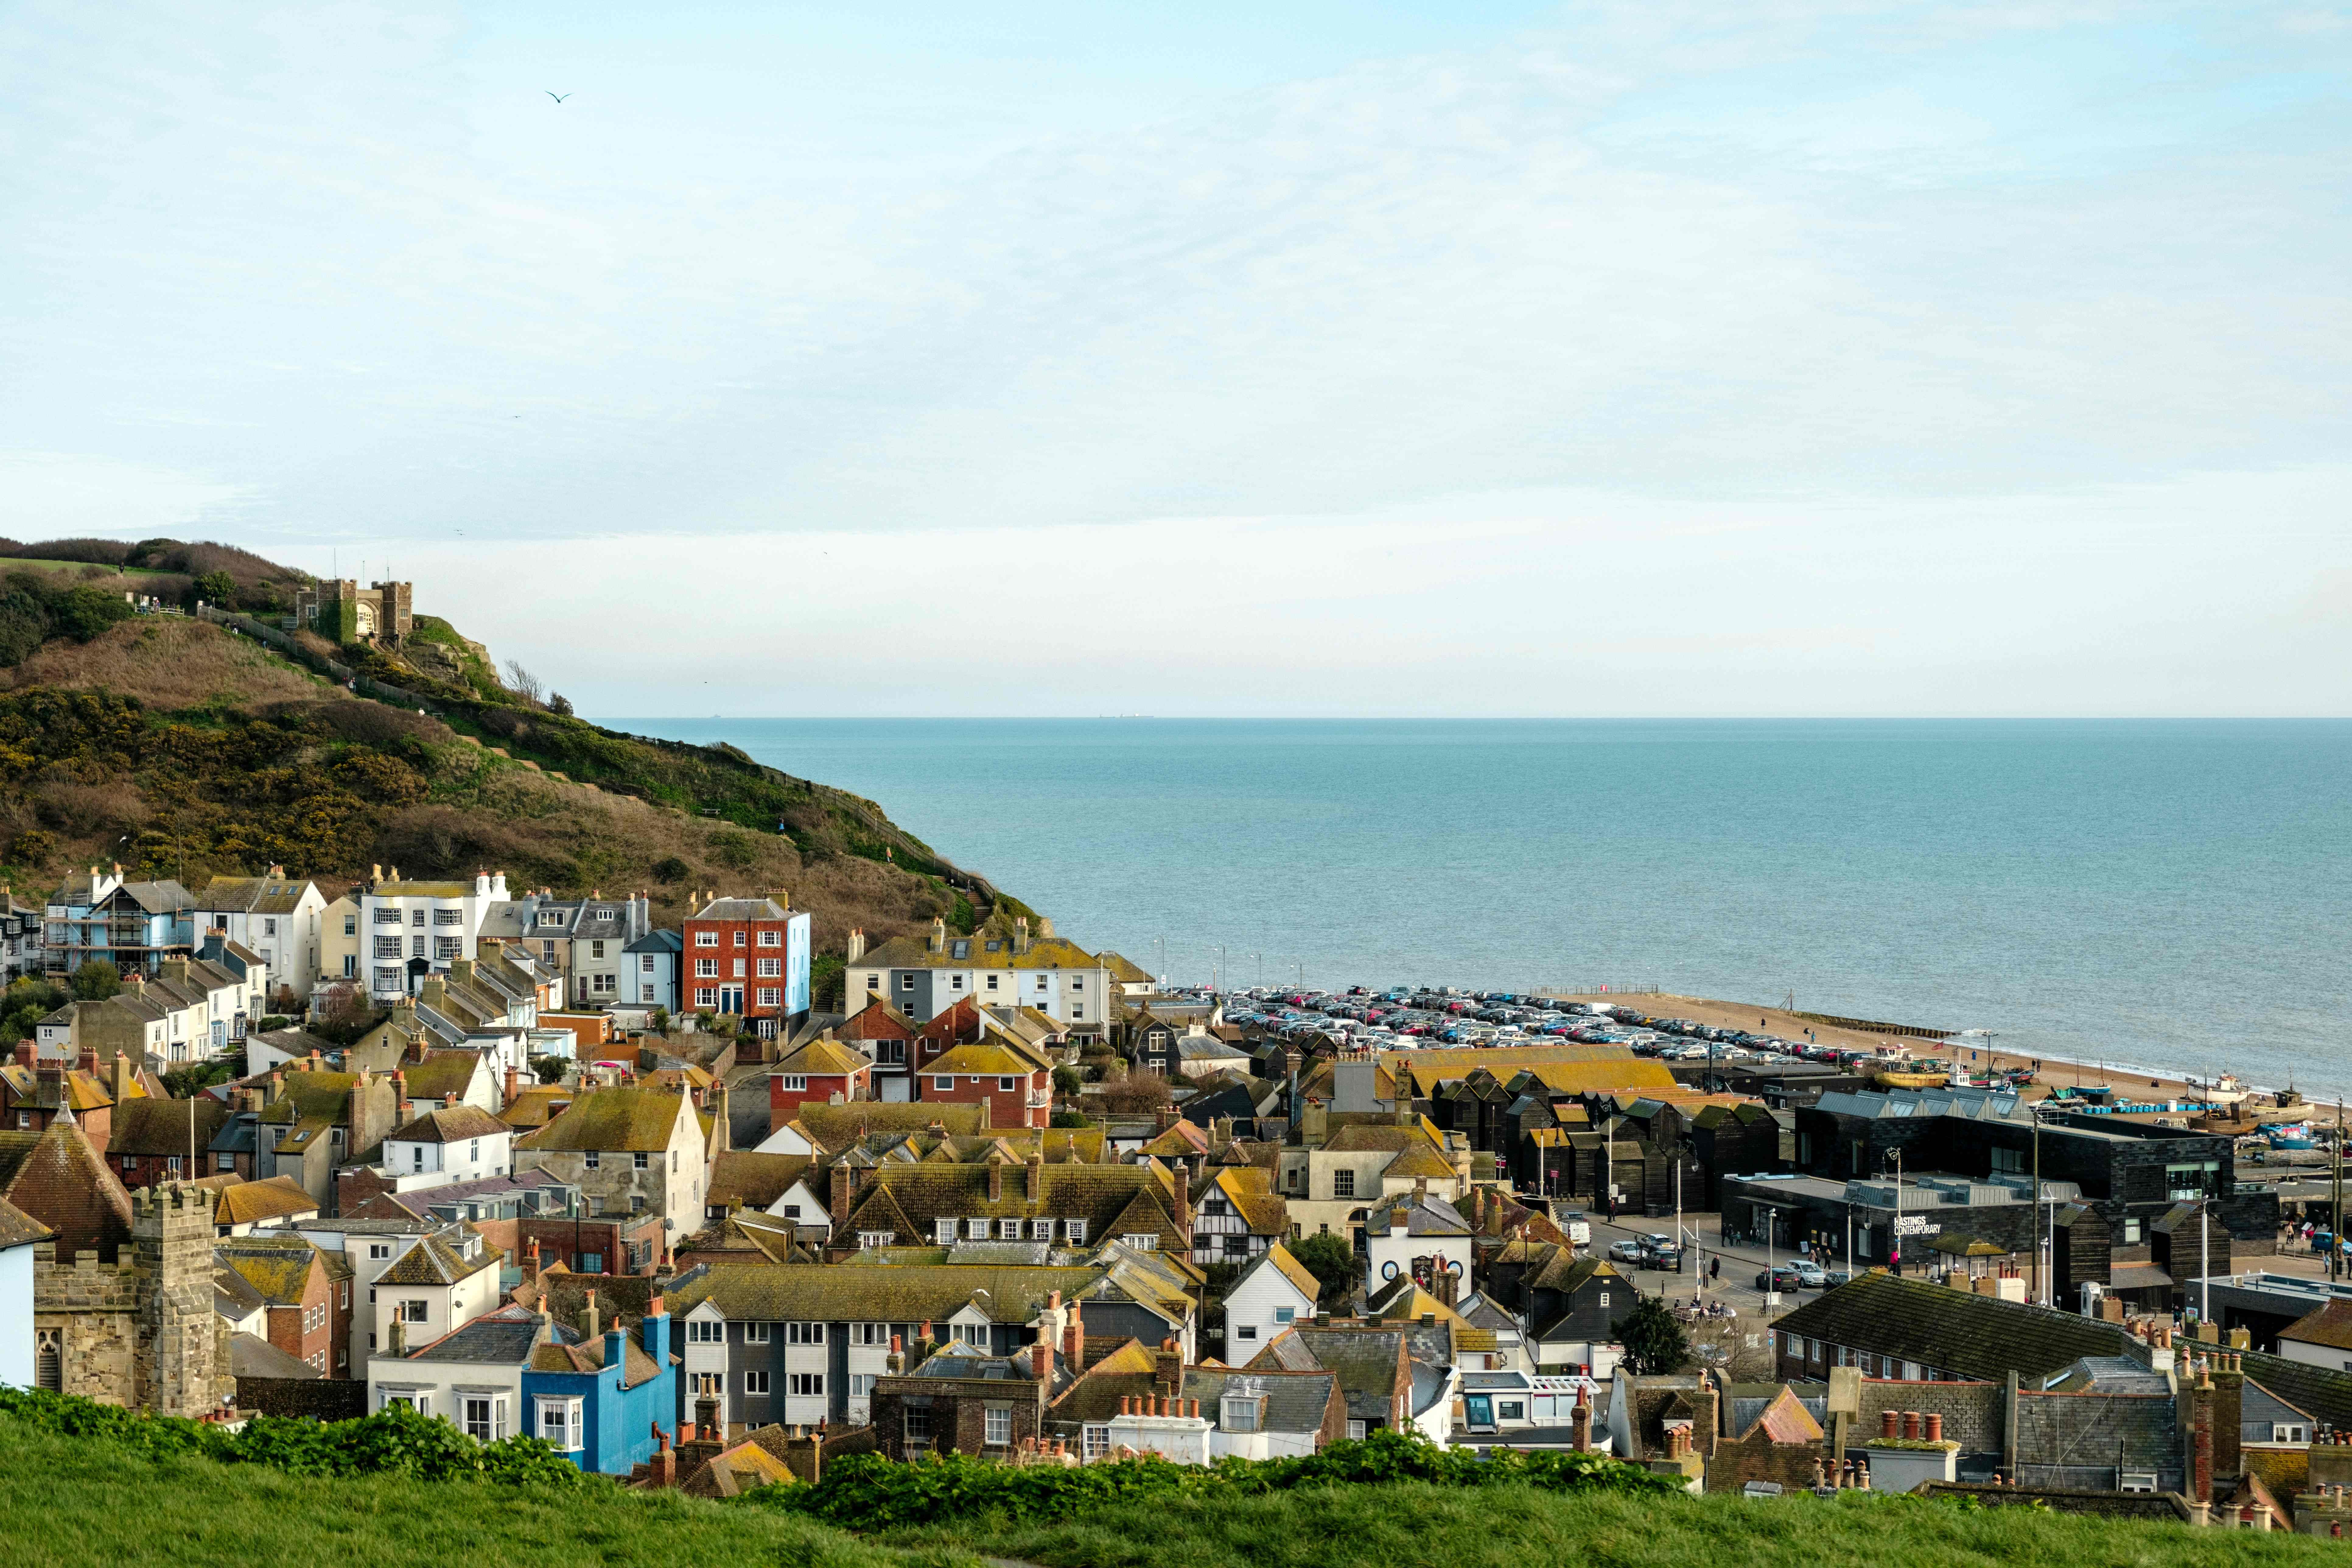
845,916,1112,1031
672,1254,1194,1433
41,867,194,980
831,1152,1190,1264
358,867,511,1003
479,891,653,1009
681,894,810,1043
190,870,327,1003
214,1233,353,1376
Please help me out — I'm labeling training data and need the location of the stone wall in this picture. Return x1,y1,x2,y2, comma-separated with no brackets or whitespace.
237,1376,368,1423
33,1244,142,1405
33,1184,235,1415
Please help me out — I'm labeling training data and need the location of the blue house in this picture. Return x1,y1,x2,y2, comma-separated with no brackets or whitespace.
620,929,683,1013
42,869,195,978
523,1296,678,1475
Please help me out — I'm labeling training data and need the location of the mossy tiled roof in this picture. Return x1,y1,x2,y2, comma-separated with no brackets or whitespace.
398,1051,485,1103
214,1176,320,1225
217,1240,323,1305
670,1262,1106,1325
844,1163,1180,1244
515,1085,691,1153
793,1103,985,1148
928,1041,1042,1077
706,1152,813,1209
775,1036,871,1076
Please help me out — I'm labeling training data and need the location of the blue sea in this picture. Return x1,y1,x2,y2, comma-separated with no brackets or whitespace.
603,718,2352,1097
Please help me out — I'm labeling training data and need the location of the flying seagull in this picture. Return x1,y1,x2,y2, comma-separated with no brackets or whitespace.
546,91,571,103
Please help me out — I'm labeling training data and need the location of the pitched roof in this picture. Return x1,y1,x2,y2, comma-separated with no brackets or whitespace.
388,1102,509,1145
108,1095,230,1157
515,1085,691,1153
1206,1167,1288,1235
790,1103,986,1149
837,998,920,1039
928,1040,1044,1077
706,1152,813,1211
1182,1367,1339,1435
378,1231,500,1286
1244,1242,1323,1304
670,1262,1109,1326
214,1176,321,1226
841,1164,1181,1245
0,1120,135,1261
2283,1300,2352,1353
774,1035,872,1077
403,1302,570,1366
398,1050,487,1104
1766,1271,2124,1382
499,1084,575,1129
231,1330,323,1380
0,1192,52,1250
1246,1325,1408,1423
216,1237,326,1305
1381,1142,1457,1181
194,876,316,916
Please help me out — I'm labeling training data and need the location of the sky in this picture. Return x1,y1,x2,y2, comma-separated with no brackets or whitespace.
3,1,2349,716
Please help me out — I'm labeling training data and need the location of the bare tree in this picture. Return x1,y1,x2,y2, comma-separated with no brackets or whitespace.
502,659,544,706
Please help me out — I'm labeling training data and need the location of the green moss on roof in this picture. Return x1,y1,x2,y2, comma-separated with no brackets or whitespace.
515,1085,690,1153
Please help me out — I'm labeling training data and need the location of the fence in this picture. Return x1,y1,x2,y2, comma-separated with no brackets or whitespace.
1533,984,1664,998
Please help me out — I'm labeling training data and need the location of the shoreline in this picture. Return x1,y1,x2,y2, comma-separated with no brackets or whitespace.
1545,990,2342,1126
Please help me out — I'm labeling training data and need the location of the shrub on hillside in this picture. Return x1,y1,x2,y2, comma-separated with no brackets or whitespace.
742,1428,1680,1530
0,1388,600,1489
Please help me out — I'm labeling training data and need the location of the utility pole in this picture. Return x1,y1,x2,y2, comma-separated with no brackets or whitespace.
2335,1098,2345,1283
2028,1105,2040,1297
2200,1204,2210,1325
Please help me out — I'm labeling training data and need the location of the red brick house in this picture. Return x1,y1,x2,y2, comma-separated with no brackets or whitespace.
767,1035,872,1132
836,998,921,1101
682,895,806,1043
216,1234,354,1376
919,1039,1052,1130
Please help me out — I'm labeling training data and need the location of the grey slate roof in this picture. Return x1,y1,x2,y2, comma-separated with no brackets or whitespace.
1182,1367,1335,1434
231,1330,323,1380
402,1303,575,1365
2014,1388,2182,1488
1766,1272,2125,1382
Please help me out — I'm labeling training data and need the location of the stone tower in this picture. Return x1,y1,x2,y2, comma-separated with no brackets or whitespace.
131,1184,231,1416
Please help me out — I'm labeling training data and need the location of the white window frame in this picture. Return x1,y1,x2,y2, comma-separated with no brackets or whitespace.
984,1406,1012,1446
743,1321,772,1344
744,1370,771,1394
535,1395,580,1449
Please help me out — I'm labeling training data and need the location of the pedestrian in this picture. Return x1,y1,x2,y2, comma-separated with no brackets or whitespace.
1710,1255,1720,1283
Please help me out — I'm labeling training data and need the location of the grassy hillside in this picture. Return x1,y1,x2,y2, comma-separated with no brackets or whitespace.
5,1413,2336,1568
0,538,1017,976
0,1419,924,1568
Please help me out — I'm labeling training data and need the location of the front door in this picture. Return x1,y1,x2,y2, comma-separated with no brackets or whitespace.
719,985,744,1014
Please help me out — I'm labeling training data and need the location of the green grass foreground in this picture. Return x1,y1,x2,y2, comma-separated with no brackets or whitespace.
7,1412,2347,1568
0,1419,957,1568
883,1483,2338,1568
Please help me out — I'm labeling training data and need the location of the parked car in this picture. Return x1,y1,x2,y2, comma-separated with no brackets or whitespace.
1753,1264,1809,1291
1608,1240,1646,1264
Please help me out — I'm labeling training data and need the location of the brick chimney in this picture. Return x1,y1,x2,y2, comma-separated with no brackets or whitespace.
1062,1297,1084,1369
1027,1151,1043,1201
1572,1393,1591,1452
988,1157,1003,1203
828,1164,854,1229
1171,1165,1189,1229
2212,1350,2245,1481
1031,1339,1052,1379
504,1064,520,1106
1153,1337,1181,1396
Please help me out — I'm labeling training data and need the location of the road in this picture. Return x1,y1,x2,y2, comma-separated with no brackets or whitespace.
1578,1211,1843,1325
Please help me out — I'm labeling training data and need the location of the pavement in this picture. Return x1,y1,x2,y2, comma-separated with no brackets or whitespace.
1578,1211,1831,1325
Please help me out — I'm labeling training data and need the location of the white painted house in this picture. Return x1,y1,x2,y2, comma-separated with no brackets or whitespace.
1222,1243,1320,1358
378,1104,514,1188
359,869,511,1003
1362,1195,1476,1299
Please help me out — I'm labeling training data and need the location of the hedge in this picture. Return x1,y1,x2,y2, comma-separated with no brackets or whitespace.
0,1387,603,1489
737,1426,1682,1529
